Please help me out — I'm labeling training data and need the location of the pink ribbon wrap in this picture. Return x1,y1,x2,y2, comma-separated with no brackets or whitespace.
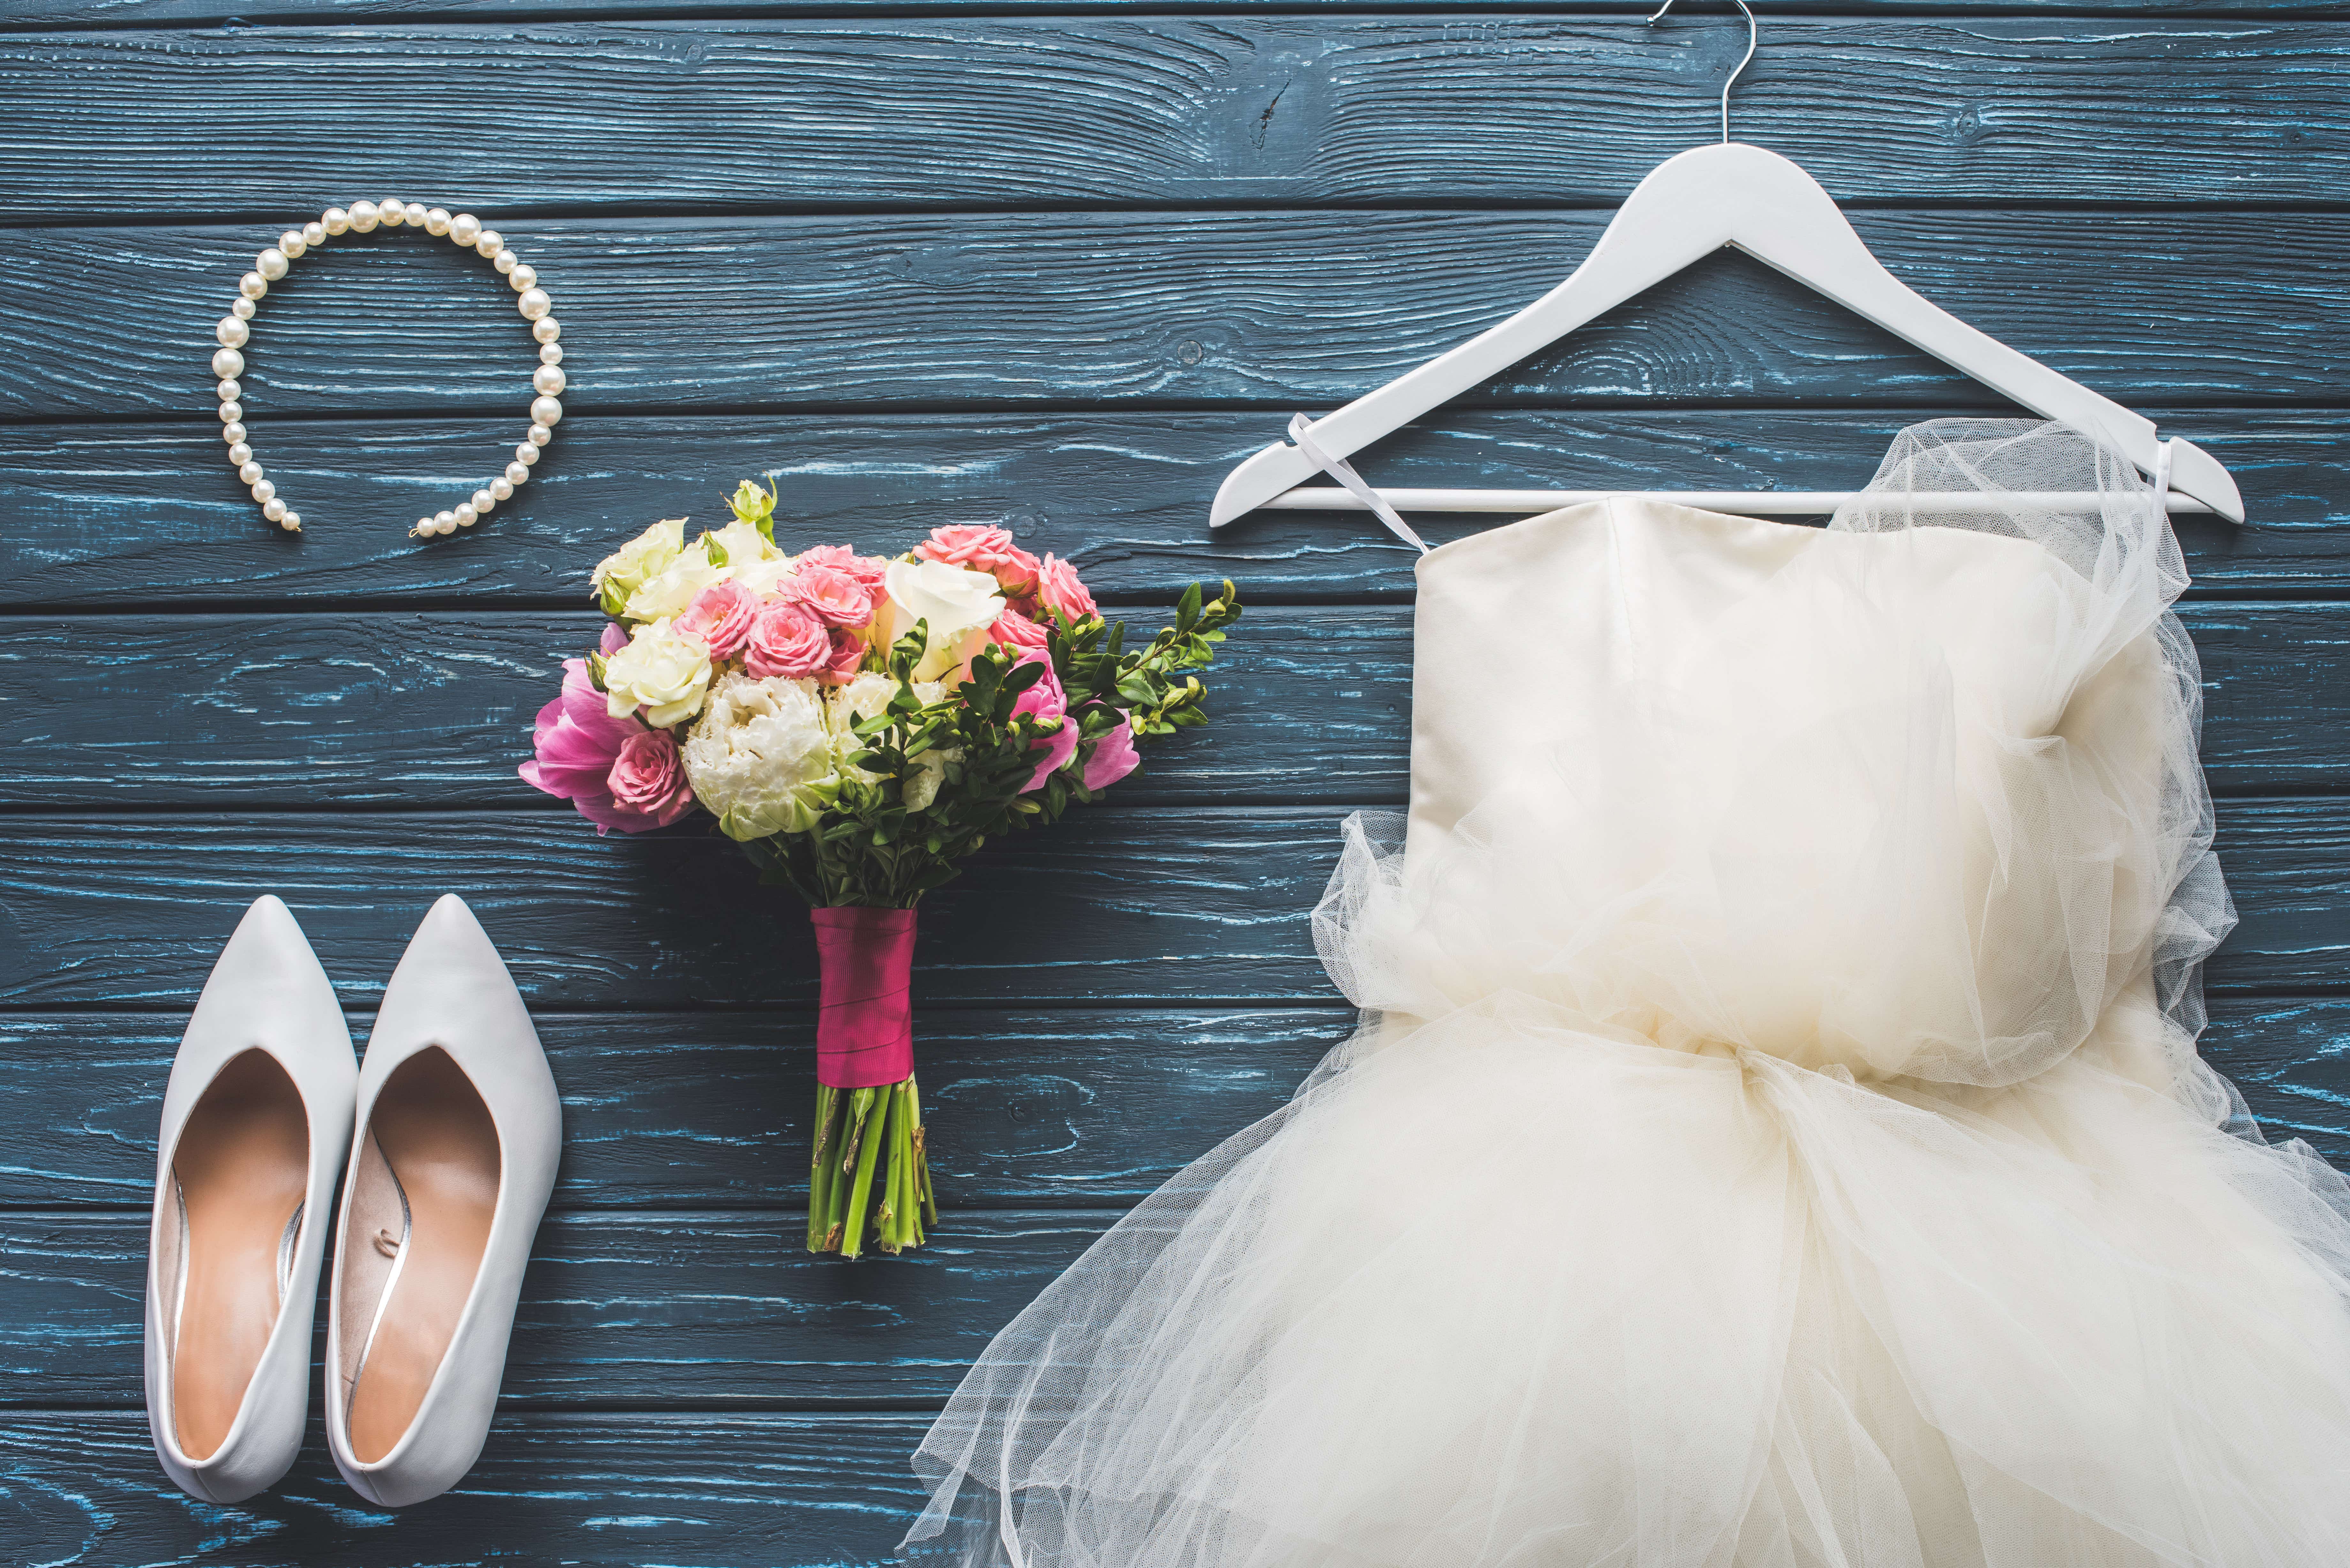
810,906,918,1089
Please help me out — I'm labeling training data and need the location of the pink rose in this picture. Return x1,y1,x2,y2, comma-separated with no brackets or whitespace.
1034,553,1097,622
741,601,832,679
1011,651,1079,791
606,729,695,825
987,607,1051,651
785,564,877,629
795,544,889,595
991,544,1043,598
520,658,693,834
821,625,869,683
915,524,1018,571
1081,715,1141,791
676,579,761,660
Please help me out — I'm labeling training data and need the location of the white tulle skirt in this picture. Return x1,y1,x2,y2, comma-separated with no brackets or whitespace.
905,425,2350,1566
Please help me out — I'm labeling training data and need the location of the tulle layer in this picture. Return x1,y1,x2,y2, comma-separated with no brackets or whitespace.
906,425,2350,1565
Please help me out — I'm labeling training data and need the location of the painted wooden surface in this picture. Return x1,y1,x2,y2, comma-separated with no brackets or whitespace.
3,5,2346,1565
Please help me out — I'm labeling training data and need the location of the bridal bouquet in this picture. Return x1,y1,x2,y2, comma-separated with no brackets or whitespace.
521,480,1239,1257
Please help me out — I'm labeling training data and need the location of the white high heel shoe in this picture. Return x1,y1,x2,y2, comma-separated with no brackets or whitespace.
145,895,356,1504
325,894,561,1508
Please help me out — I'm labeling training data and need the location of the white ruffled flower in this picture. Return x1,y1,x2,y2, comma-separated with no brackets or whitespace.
884,558,1004,679
827,673,957,811
603,618,714,728
625,537,726,622
594,517,685,616
682,672,843,841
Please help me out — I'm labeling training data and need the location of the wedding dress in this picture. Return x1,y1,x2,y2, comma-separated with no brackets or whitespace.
905,422,2350,1567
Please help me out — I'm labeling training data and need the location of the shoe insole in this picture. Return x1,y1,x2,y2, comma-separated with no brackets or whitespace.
347,1047,501,1464
171,1048,309,1461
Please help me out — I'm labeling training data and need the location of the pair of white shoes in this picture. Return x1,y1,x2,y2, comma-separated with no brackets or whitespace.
145,893,560,1509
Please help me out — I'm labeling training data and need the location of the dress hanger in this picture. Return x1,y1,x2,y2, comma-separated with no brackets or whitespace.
1209,0,2245,533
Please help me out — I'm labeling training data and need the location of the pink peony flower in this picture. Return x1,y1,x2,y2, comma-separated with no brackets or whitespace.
1011,651,1080,791
821,625,869,683
794,544,889,595
741,601,832,679
1082,715,1141,791
606,729,695,826
676,579,762,660
785,563,878,629
520,658,692,834
987,606,1052,652
1034,553,1097,622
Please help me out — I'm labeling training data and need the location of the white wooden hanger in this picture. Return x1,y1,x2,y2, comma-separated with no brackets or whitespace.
1209,0,2244,532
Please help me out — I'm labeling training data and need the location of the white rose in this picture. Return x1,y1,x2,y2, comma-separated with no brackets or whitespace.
625,538,725,622
730,553,797,598
593,517,685,616
827,673,957,810
603,619,714,729
706,519,782,573
682,672,842,840
883,558,1004,679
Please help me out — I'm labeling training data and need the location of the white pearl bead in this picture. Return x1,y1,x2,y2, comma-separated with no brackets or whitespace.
239,460,265,485
263,498,287,522
475,230,504,260
454,502,479,527
528,424,553,447
449,213,481,246
348,200,381,232
530,394,562,426
416,516,436,536
471,488,496,514
228,441,252,465
532,317,561,344
504,462,530,486
251,479,276,503
255,248,289,281
302,221,327,247
322,207,350,235
277,230,307,260
517,290,551,324
509,265,539,294
217,378,241,401
490,477,514,500
435,508,457,529
222,421,246,443
424,207,452,237
280,511,301,531
533,364,566,396
514,441,541,466
539,343,563,366
216,316,249,349
231,297,256,321
219,398,244,423
494,251,518,275
239,272,268,300
379,198,408,226
213,348,245,379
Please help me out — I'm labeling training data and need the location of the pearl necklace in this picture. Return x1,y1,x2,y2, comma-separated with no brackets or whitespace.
212,198,567,539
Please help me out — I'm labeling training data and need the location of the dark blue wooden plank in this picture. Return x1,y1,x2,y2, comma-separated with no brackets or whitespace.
0,800,2345,1010
2,599,2345,808
0,1209,1111,1409
6,411,2344,610
0,1006,1349,1209
0,1409,931,1564
7,210,2343,420
1,20,2343,217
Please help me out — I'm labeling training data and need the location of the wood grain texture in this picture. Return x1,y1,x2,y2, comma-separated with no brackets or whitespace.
1,800,2348,1010
0,1208,1116,1409
2,20,2344,217
17,2,2350,28
4,598,2347,808
0,1410,934,1564
9,208,2345,420
0,1007,1350,1209
8,996,2338,1220
8,411,2345,610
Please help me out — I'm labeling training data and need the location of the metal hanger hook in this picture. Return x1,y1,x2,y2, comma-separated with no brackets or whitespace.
1647,0,1758,145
